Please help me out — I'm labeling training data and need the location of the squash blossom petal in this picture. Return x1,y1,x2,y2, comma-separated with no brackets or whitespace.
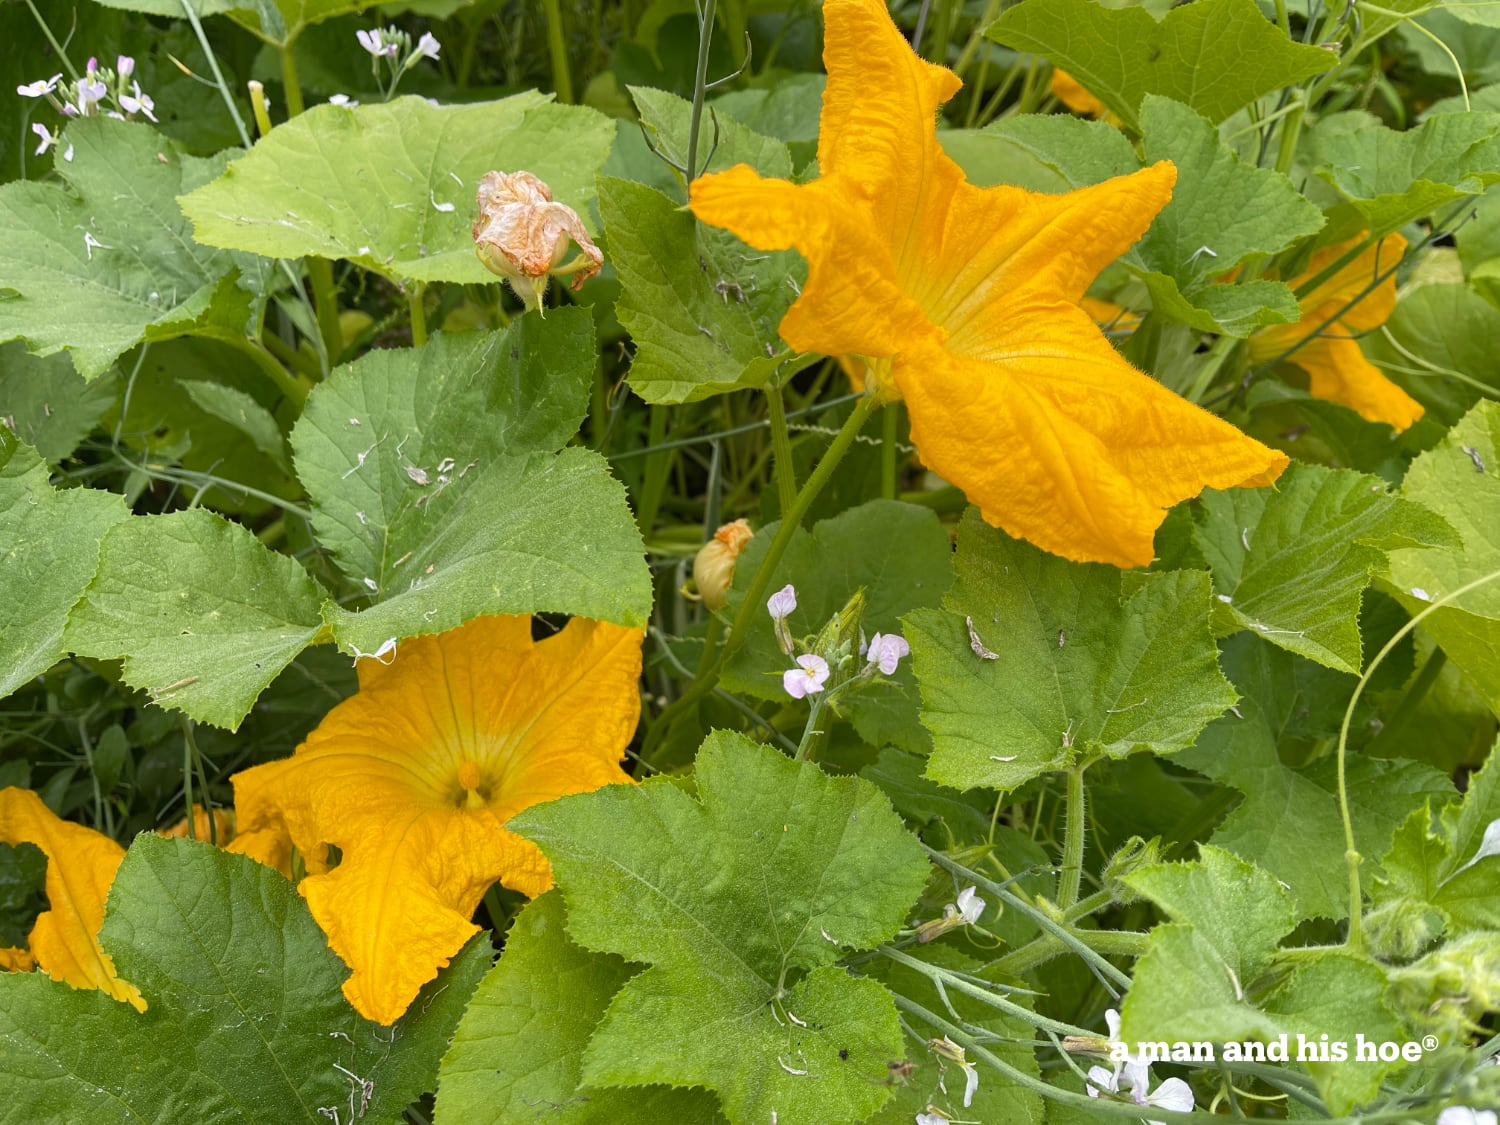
0,787,145,1010
228,614,643,1024
1247,233,1422,431
693,518,754,611
688,0,1287,568
1051,69,1112,121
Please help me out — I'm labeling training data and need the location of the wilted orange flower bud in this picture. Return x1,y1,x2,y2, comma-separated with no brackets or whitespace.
693,519,754,611
472,170,603,311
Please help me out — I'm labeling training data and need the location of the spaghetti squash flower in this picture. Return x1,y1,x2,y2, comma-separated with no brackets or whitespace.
1247,233,1422,431
229,614,643,1024
1050,69,1112,121
689,0,1286,568
0,787,144,1010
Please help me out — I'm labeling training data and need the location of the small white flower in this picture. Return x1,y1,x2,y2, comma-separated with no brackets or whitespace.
866,631,910,675
767,583,797,620
915,1114,948,1125
955,885,984,925
74,76,107,112
17,73,62,97
117,55,135,79
62,142,74,162
1439,1109,1500,1125
415,31,441,59
328,93,358,107
783,654,829,699
119,82,156,122
1087,1036,1193,1125
356,28,400,57
30,122,56,155
960,1059,979,1107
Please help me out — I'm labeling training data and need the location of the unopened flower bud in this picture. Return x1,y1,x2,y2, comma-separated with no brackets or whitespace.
767,583,797,654
472,170,603,312
692,519,753,611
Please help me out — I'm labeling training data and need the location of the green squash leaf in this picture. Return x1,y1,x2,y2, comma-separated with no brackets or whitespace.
0,344,117,463
0,434,127,701
1126,97,1322,336
180,95,614,285
1194,463,1456,674
1385,401,1500,712
605,89,810,404
64,509,328,729
435,891,727,1124
1312,111,1500,234
1121,846,1294,1044
88,0,380,48
986,0,1335,131
0,836,487,1122
982,99,1323,336
1263,952,1404,1114
0,117,266,379
290,311,651,653
512,733,929,1125
1177,634,1454,919
907,509,1235,792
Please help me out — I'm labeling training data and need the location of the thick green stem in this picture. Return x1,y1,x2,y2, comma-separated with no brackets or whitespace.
227,338,309,410
642,397,881,758
541,0,573,103
765,384,797,516
307,259,343,368
408,284,428,346
686,0,718,181
924,843,1133,989
279,38,306,116
879,946,1091,1037
1183,333,1240,403
1057,762,1088,910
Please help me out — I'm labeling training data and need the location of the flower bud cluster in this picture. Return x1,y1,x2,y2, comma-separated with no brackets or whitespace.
18,56,158,163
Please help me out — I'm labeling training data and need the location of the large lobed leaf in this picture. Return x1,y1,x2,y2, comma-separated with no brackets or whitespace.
294,310,652,653
64,509,328,730
0,117,266,380
987,0,1335,132
1177,633,1454,920
0,434,127,701
0,835,486,1123
180,95,614,285
1385,401,1500,712
982,98,1322,335
435,892,726,1124
1194,462,1457,674
907,509,1236,792
606,88,811,404
512,733,930,1125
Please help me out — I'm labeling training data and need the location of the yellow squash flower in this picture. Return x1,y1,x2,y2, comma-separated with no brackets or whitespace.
229,614,644,1025
0,787,145,1010
1247,233,1423,431
689,0,1287,568
1051,69,1111,121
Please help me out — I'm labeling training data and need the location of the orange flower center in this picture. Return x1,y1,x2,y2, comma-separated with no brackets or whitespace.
453,758,491,809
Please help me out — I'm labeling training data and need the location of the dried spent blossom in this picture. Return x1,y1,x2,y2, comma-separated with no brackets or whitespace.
692,518,754,611
472,170,603,311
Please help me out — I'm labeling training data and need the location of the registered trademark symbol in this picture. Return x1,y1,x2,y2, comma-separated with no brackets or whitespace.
1422,1036,1439,1051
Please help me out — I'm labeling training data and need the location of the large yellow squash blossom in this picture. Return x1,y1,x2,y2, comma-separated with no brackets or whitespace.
1247,233,1422,431
229,614,643,1025
689,0,1288,568
0,787,145,1010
